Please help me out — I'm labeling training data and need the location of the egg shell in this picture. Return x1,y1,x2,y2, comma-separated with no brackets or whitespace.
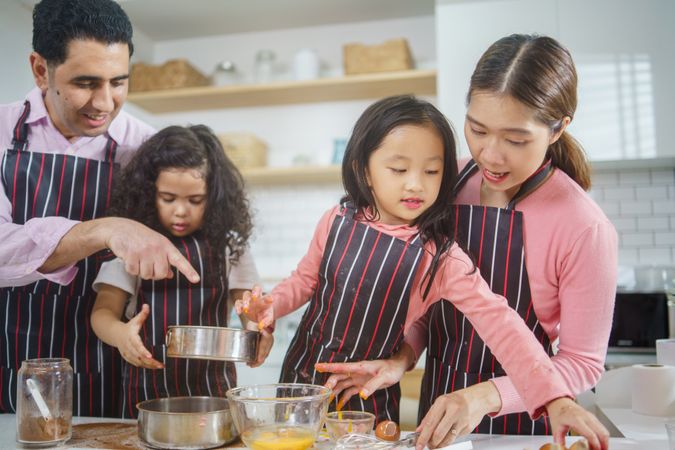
568,440,590,450
375,420,400,441
539,444,566,450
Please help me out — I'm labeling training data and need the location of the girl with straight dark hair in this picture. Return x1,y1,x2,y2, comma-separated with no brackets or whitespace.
319,36,615,450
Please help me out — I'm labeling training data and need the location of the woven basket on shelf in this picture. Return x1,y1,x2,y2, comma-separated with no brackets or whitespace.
217,133,268,170
129,59,209,92
343,38,413,75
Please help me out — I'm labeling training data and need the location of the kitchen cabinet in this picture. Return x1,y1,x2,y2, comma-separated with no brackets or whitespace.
127,69,436,113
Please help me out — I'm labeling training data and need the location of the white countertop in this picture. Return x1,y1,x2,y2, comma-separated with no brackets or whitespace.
599,406,672,448
0,410,670,450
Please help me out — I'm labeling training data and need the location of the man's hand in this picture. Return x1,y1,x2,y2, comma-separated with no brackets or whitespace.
105,218,199,282
39,217,199,283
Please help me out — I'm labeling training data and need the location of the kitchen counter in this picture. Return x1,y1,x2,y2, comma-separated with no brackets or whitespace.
0,410,669,450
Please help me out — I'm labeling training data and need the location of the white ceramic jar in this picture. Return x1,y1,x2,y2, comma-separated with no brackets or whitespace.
293,48,320,81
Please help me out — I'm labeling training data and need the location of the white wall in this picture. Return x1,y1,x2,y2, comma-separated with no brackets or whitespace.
0,2,35,104
435,0,675,160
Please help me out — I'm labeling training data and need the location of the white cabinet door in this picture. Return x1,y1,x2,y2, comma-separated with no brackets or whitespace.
435,0,675,160
435,0,558,157
558,0,675,160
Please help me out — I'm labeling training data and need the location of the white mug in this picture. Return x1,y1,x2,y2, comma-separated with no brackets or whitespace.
293,48,320,81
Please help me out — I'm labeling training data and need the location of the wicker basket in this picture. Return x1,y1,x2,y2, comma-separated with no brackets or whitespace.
343,38,413,75
217,133,268,169
129,59,209,92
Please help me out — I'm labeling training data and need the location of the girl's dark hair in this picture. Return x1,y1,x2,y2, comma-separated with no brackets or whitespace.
33,0,134,66
342,95,459,298
468,34,591,190
109,125,252,280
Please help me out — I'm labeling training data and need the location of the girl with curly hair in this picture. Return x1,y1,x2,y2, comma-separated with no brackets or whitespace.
90,124,268,418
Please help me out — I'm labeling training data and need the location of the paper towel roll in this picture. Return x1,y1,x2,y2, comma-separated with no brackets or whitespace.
657,338,675,366
631,364,675,416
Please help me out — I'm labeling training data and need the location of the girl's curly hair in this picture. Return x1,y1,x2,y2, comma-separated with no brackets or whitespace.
109,125,252,280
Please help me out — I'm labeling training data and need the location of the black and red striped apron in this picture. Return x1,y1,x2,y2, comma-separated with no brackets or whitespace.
120,233,234,419
280,203,423,423
419,159,555,435
0,101,121,417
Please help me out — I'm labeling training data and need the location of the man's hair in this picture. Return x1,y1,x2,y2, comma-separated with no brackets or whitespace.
33,0,134,66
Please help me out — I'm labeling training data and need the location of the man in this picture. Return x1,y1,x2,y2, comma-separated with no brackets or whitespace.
0,0,198,417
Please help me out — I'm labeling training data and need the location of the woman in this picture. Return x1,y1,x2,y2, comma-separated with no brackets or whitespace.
317,34,616,450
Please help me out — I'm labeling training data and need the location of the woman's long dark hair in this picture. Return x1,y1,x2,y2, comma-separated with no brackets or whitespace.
109,125,252,280
341,95,459,298
468,34,591,190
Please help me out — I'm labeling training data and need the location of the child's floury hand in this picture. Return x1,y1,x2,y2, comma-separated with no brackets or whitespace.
118,304,164,369
235,286,274,330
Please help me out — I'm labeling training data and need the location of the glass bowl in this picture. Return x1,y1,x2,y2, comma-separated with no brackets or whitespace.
324,411,375,441
226,383,331,450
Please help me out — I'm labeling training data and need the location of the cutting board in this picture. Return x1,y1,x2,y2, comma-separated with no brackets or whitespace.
69,422,243,449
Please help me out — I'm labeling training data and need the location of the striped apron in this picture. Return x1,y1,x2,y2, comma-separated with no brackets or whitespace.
120,234,234,419
279,203,423,423
419,160,555,434
0,101,121,417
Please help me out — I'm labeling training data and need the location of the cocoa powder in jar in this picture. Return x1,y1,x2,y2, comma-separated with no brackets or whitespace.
18,414,70,443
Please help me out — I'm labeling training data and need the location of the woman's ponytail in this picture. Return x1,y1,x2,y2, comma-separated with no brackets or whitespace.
548,131,591,191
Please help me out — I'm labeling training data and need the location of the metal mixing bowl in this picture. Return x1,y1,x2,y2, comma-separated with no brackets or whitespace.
137,396,237,449
165,325,259,362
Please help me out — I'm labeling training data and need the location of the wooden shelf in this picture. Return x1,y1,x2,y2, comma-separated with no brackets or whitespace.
242,165,341,185
127,69,436,113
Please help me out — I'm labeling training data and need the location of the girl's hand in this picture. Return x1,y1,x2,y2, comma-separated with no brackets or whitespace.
234,286,274,329
315,356,408,406
245,319,274,368
116,304,164,369
415,382,500,449
546,397,610,450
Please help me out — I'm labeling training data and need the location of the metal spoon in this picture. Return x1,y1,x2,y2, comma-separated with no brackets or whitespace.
26,378,53,422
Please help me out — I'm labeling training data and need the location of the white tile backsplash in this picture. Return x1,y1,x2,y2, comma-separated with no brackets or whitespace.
638,247,672,264
651,169,675,185
603,186,636,201
248,182,344,283
595,165,675,266
619,200,653,215
636,186,669,200
619,170,651,185
247,164,675,283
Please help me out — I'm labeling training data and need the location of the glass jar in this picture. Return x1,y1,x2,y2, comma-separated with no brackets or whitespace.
254,49,276,83
16,358,73,446
212,60,240,86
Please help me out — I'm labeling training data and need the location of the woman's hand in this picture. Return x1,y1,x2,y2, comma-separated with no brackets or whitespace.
116,304,164,369
415,382,501,449
315,352,410,405
234,286,274,329
245,319,274,368
546,397,609,450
